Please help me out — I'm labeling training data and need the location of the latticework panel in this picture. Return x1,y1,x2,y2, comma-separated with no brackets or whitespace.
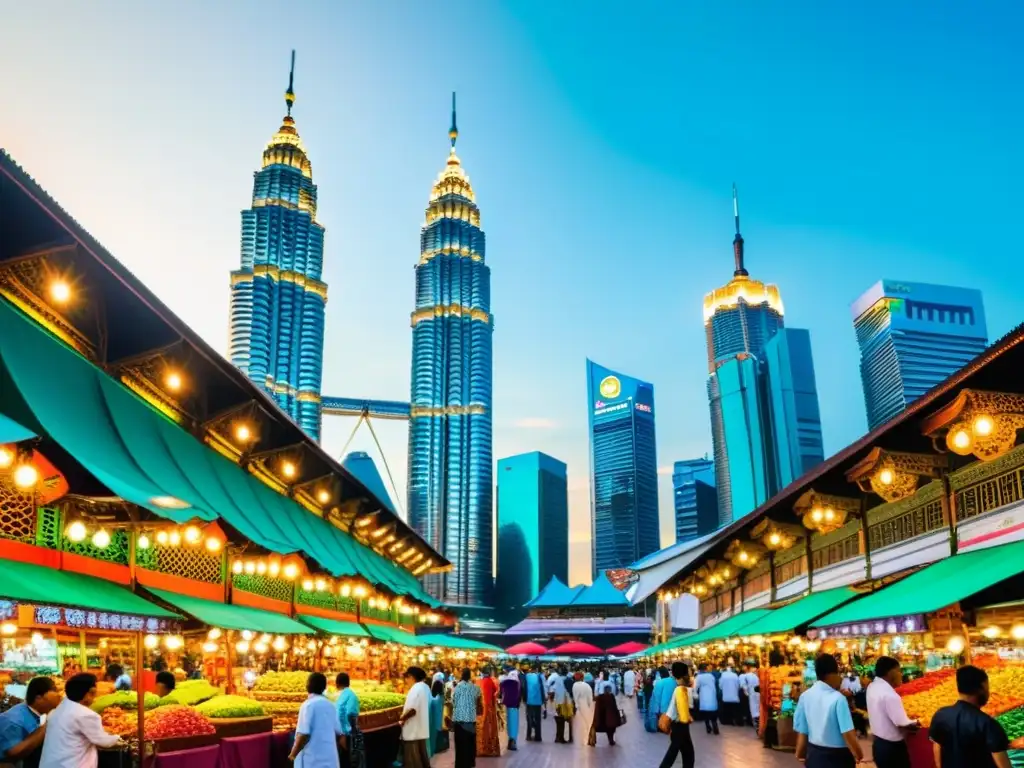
0,474,37,543
35,507,61,549
140,546,222,584
296,589,335,610
233,574,293,603
64,531,130,565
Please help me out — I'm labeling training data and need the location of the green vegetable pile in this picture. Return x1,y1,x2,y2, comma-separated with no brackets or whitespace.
252,671,309,693
999,707,1024,741
156,680,223,707
194,694,266,718
91,691,161,713
359,693,405,713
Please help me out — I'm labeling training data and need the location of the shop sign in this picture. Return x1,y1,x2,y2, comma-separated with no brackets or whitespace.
32,605,176,634
810,614,925,639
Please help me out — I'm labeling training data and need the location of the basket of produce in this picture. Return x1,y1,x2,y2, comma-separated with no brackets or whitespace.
91,691,161,713
357,693,406,732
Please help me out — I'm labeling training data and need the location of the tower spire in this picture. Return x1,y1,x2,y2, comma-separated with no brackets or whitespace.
732,182,747,277
285,50,296,117
449,92,458,148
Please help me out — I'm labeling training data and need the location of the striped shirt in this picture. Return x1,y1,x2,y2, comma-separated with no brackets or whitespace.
452,681,480,723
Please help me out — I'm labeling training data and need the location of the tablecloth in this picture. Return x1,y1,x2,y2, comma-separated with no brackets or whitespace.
906,728,935,768
151,745,221,768
270,730,294,764
218,732,272,768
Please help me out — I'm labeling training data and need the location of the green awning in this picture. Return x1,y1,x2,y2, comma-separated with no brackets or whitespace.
297,615,369,638
734,588,859,637
417,634,502,652
666,608,774,649
146,588,312,634
0,301,437,605
363,624,424,647
812,540,1024,627
0,559,178,618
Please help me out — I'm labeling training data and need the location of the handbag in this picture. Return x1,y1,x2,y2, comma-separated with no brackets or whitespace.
658,713,672,734
618,708,627,725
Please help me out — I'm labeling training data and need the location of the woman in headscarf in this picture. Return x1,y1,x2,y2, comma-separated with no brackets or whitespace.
570,672,596,747
591,670,622,746
429,679,448,757
476,666,501,756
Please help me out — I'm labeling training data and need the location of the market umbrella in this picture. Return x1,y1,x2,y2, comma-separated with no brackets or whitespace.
605,641,648,656
505,641,550,656
550,641,605,656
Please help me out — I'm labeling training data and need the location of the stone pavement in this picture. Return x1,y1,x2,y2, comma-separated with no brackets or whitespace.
429,703,798,768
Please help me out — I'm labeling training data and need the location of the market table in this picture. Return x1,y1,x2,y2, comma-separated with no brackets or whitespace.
906,728,934,768
270,730,293,764
218,732,272,768
147,744,221,768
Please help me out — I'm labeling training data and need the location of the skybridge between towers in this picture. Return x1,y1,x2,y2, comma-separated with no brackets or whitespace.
321,397,411,420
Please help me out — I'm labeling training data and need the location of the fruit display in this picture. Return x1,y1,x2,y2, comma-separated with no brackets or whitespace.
100,706,139,738
351,680,394,694
252,671,308,693
261,701,301,732
998,708,1024,742
895,668,955,696
156,680,223,707
360,692,405,713
901,663,1024,725
91,691,161,713
144,705,216,740
194,695,266,718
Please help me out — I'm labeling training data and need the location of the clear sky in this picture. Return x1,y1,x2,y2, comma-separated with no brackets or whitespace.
4,1,1022,586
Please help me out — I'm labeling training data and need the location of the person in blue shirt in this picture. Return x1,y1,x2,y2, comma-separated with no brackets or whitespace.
651,666,677,732
695,664,720,735
335,672,360,768
524,665,544,742
0,676,61,768
105,663,132,692
794,654,864,768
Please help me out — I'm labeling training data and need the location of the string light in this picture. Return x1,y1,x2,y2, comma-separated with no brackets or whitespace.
245,561,256,575
208,628,222,640
184,526,202,545
144,635,158,649
232,560,243,575
202,642,219,653
236,641,250,654
205,537,221,553
241,630,253,641
168,530,181,547
268,560,281,578
314,578,326,592
257,560,268,575
283,562,299,580
13,464,38,489
0,446,14,469
66,521,88,543
272,636,287,652
91,529,111,549
302,579,314,592
137,533,151,550
164,635,183,650
156,531,170,546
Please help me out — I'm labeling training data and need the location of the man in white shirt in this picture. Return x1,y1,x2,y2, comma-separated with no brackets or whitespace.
740,664,761,728
623,668,637,699
398,666,433,768
866,656,919,768
719,665,742,726
39,673,121,768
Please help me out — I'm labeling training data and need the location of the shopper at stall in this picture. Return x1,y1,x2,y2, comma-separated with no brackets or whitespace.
928,665,1010,768
497,667,521,751
0,676,60,768
695,664,720,735
719,665,742,726
287,672,343,768
335,673,360,768
793,654,863,768
867,657,918,768
658,662,695,768
451,669,480,768
39,673,121,768
398,667,433,768
154,671,176,699
104,664,131,693
524,665,544,742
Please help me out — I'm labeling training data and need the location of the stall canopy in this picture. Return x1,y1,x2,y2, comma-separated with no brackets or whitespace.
812,540,1024,628
296,615,369,638
416,634,502,653
145,588,312,634
550,641,604,655
0,300,437,607
362,624,424,647
606,641,648,655
0,558,178,618
504,642,549,656
0,413,33,444
663,608,775,650
734,588,859,637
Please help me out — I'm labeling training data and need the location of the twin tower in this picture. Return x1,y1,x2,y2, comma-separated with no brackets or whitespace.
228,54,494,607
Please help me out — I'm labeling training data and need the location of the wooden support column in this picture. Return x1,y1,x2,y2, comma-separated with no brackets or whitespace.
769,552,777,603
859,497,873,581
805,530,814,592
942,473,959,556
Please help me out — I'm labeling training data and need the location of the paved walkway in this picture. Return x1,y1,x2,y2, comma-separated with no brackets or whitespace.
430,704,797,768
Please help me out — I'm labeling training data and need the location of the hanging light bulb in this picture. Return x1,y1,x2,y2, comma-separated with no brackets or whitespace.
272,636,287,652
302,579,314,592
973,414,995,437
241,630,253,641
232,560,244,575
164,635,183,650
168,530,181,547
208,628,222,640
137,533,151,550
253,641,268,654
948,427,973,456
317,489,330,504
202,642,219,653
340,583,352,598
281,461,297,479
0,623,17,636
314,578,326,592
268,560,281,578
91,529,111,549
156,531,170,546
184,526,202,545
982,626,1001,640
205,537,221,553
49,279,72,304
144,635,159,649
245,561,257,575
164,371,183,392
946,636,966,654
0,446,14,469
66,521,88,543
283,562,299,580
769,532,781,546
13,464,38,489
878,468,895,486
234,424,252,443
236,640,250,654
256,560,268,575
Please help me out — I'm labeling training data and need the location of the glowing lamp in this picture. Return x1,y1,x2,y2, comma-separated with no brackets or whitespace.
0,622,17,636
283,560,300,580
164,635,183,650
144,634,158,649
1011,624,1024,640
302,579,314,592
314,578,326,592
235,424,252,443
137,533,151,550
183,526,201,545
272,637,287,652
769,532,781,546
878,468,895,486
0,446,14,469
204,536,221,553
208,628,222,640
340,583,352,598
66,521,88,543
168,530,181,547
241,630,253,641
236,641,250,654
268,559,281,578
245,561,256,575
982,626,1001,640
317,489,330,504
947,428,973,456
281,461,297,479
738,551,749,562
353,585,368,598
946,636,965,654
156,531,170,546
811,508,824,523
13,464,38,489
91,529,111,549
232,560,243,574
973,414,995,437
49,279,72,304
253,641,268,654
165,371,183,392
256,560,268,575
202,642,219,653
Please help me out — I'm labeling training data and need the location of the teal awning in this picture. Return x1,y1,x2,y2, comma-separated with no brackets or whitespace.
363,624,424,647
665,608,774,649
147,588,312,634
735,588,859,637
0,300,436,605
0,414,34,444
417,634,502,652
297,615,369,638
813,541,1024,627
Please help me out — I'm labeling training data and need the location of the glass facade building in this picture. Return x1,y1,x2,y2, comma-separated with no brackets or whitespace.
586,360,660,576
229,54,327,440
853,280,988,431
494,452,568,621
407,97,494,606
672,457,718,543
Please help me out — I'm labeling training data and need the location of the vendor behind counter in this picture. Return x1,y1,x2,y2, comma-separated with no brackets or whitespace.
0,677,62,768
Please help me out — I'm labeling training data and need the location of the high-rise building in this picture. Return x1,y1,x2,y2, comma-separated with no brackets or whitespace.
762,328,826,487
853,280,988,431
586,359,660,576
407,95,494,606
672,457,718,543
494,452,568,621
229,52,327,440
704,187,783,524
704,187,824,523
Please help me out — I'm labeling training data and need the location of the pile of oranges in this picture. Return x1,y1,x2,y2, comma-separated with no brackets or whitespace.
901,662,1024,726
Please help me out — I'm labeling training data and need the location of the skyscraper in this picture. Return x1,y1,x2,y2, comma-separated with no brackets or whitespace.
494,452,568,621
586,360,660,576
407,95,494,606
704,187,783,524
229,52,327,440
704,188,824,523
672,457,718,543
853,280,988,431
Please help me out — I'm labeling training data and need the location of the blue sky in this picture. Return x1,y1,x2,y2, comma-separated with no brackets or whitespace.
3,1,1022,584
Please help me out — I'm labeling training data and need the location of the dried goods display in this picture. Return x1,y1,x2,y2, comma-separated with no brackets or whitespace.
91,691,161,713
144,705,216,740
194,695,265,718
